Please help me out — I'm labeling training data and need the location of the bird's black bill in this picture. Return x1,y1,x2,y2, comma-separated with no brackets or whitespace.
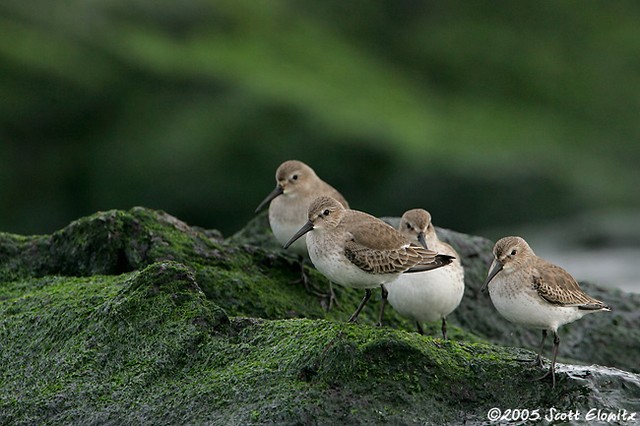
255,185,284,213
481,261,503,293
417,232,428,250
283,221,314,249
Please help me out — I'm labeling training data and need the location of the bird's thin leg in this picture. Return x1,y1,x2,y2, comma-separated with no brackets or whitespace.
348,289,372,323
441,317,448,340
295,257,315,292
295,257,338,312
532,331,559,387
327,281,339,310
550,332,560,388
376,285,388,327
534,330,547,367
294,256,328,298
415,321,425,335
514,330,547,364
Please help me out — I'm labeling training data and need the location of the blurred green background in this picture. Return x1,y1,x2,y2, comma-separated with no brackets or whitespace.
1,1,639,288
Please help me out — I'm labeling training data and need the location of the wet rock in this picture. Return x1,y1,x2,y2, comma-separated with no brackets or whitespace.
0,208,638,424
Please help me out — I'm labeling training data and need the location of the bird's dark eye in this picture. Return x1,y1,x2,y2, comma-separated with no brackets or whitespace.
406,223,411,229
323,209,330,216
510,249,517,256
292,174,298,181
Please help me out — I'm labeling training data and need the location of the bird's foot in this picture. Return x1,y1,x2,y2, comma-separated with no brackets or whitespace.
530,367,556,387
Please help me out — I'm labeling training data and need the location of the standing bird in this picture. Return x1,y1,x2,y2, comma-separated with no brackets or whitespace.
482,236,611,387
284,196,454,323
255,160,348,307
381,209,465,339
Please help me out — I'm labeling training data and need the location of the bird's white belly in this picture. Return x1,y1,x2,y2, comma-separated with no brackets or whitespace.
489,282,586,332
306,232,399,289
386,267,464,323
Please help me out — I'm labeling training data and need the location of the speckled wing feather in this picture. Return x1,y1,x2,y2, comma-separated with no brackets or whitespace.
406,254,455,273
345,241,444,274
341,211,442,274
532,263,610,310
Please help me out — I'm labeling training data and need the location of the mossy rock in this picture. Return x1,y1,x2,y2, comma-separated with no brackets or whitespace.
1,207,639,424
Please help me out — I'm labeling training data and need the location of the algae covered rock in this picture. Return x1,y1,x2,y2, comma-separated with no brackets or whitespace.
1,207,639,425
0,207,228,279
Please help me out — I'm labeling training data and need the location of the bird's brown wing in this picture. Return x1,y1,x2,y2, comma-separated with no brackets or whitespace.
342,211,441,274
532,263,609,310
345,241,440,274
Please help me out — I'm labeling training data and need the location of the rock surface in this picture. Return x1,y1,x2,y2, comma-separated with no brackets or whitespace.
1,207,638,424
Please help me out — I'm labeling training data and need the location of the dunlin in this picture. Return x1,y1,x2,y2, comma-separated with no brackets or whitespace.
482,236,611,387
381,209,465,339
284,196,455,323
255,160,348,307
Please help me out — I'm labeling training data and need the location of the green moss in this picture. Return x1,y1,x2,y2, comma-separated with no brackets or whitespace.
0,261,230,424
0,208,229,280
0,270,599,426
1,208,638,424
